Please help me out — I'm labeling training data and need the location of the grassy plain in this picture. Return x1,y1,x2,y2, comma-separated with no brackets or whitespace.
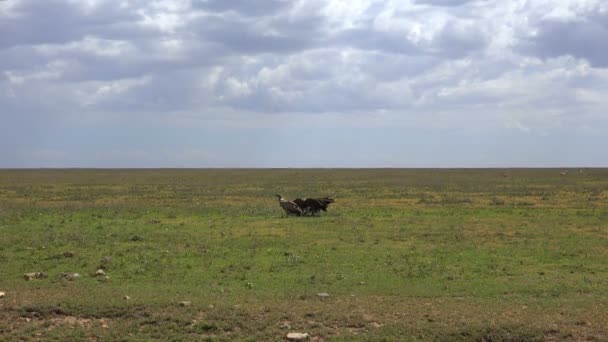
0,168,607,340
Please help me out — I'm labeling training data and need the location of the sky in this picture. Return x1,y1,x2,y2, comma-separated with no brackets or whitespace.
1,0,607,168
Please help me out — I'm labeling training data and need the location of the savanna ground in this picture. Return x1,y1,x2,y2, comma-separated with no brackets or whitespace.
0,169,607,341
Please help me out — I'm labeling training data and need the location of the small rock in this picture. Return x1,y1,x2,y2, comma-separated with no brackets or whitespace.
94,269,106,277
24,272,47,281
0,291,5,298
286,332,310,341
179,301,192,307
279,322,291,330
102,256,112,263
59,272,80,281
124,295,130,300
317,292,330,300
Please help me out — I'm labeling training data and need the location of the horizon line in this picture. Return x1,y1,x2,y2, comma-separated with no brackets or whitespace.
0,166,604,170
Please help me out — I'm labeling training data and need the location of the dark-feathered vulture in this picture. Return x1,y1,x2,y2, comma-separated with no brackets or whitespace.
276,194,303,217
293,197,335,216
293,198,304,211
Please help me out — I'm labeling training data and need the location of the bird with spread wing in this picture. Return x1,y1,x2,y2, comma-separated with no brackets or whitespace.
293,197,335,216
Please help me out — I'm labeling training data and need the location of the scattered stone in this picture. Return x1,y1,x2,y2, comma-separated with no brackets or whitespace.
317,292,330,301
24,272,47,281
208,304,214,309
94,269,106,277
279,322,291,330
58,272,80,281
63,251,75,258
179,301,192,307
0,291,5,298
286,332,310,341
123,295,130,300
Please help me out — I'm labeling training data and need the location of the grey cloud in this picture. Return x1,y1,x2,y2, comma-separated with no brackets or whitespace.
1,0,607,134
414,0,479,6
191,0,291,16
189,13,323,55
432,19,487,58
189,0,327,55
0,0,145,49
61,40,225,82
334,15,487,59
521,13,608,68
335,28,420,55
0,0,83,48
93,73,199,112
0,45,50,70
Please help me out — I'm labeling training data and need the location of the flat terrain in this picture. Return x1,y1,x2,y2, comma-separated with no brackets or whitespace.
0,169,607,341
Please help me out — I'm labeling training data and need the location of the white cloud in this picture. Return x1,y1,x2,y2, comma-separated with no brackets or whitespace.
1,0,607,166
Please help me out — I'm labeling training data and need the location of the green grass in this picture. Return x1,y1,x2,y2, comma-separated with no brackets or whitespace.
0,168,607,340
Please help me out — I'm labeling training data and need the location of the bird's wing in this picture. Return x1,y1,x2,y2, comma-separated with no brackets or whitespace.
282,201,303,213
318,198,334,207
293,198,306,208
304,198,325,210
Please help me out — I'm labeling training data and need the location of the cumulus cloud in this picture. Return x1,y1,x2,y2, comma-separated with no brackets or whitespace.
1,0,607,167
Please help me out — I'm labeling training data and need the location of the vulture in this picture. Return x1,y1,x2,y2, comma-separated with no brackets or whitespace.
293,197,335,216
276,194,303,217
292,198,307,213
